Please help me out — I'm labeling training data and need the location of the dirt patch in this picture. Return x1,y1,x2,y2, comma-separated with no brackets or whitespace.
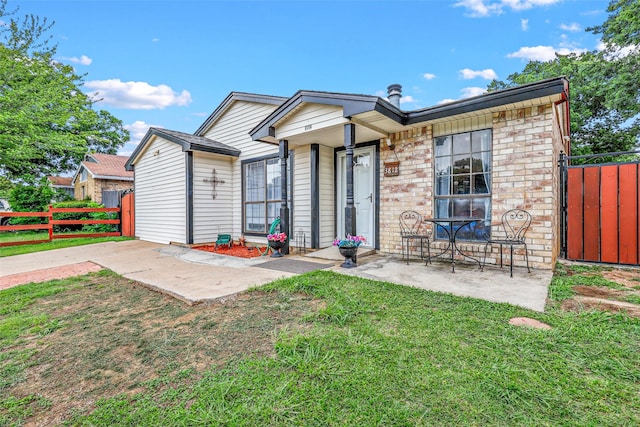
192,243,269,258
3,272,323,426
560,267,640,318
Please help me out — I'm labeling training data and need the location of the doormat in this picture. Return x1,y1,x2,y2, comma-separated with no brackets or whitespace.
253,259,333,274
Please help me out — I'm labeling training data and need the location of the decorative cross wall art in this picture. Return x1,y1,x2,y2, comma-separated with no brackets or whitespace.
203,169,226,199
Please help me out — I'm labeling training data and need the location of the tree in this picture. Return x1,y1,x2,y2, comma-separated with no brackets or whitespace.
488,0,639,156
0,0,129,180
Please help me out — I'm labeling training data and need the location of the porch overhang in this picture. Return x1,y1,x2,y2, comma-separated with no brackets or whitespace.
249,90,407,147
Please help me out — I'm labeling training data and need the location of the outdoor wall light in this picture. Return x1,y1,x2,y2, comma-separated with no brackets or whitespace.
385,137,395,150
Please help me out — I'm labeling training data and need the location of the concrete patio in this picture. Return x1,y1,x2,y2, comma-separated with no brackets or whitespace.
1,239,551,312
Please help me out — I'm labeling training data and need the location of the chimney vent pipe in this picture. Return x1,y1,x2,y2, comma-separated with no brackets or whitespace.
387,84,402,108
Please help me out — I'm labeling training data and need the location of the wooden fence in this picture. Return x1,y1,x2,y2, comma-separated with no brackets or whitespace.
0,205,122,247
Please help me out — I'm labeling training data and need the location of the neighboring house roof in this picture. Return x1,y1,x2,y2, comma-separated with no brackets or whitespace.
194,92,287,136
125,127,241,171
47,176,73,187
73,153,134,184
250,76,569,141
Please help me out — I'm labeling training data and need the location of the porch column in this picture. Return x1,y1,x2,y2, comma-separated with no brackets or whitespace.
344,123,357,237
279,139,290,255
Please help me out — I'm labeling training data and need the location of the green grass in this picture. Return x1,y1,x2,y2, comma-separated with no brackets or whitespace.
0,234,132,257
2,268,638,426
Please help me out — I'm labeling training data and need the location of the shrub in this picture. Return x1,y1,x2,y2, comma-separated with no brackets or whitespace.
7,177,55,225
52,201,118,233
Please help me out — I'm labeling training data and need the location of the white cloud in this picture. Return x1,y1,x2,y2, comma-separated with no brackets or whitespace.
423,73,437,80
152,37,160,42
84,79,192,109
60,55,92,65
521,18,529,31
437,98,457,105
400,95,416,104
455,0,560,17
507,45,587,61
460,68,498,80
437,86,487,105
461,86,487,98
559,23,581,32
597,41,639,59
124,120,162,146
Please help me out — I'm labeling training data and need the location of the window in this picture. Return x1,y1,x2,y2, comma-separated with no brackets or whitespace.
243,157,287,234
434,129,491,241
80,168,88,182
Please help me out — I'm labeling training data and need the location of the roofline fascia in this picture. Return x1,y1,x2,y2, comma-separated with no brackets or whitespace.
125,127,241,171
187,143,241,157
249,91,404,141
194,91,287,136
406,76,568,125
125,128,156,171
91,175,134,181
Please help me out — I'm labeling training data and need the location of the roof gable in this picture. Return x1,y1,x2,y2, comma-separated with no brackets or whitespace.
194,92,287,137
72,153,133,184
125,127,241,170
250,90,402,141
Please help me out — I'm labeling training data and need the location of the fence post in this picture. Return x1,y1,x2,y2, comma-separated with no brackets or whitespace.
48,204,53,242
558,152,567,258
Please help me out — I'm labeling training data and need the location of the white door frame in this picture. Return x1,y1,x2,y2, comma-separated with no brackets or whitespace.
336,145,377,248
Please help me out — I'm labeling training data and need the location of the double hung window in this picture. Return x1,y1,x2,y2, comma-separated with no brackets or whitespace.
243,156,291,234
434,129,492,241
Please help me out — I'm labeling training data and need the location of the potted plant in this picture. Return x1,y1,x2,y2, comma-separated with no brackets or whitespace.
333,234,366,268
267,232,287,257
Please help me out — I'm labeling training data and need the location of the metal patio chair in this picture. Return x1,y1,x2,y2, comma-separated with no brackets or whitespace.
481,209,532,277
399,210,431,264
214,233,233,250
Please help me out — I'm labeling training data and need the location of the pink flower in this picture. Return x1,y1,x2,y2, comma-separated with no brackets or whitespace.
267,232,287,242
333,234,366,247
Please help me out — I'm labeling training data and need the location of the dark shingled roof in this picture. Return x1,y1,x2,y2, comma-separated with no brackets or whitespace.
125,127,241,170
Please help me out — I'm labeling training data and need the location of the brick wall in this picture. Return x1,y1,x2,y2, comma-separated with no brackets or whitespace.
378,104,563,270
92,179,133,204
73,175,132,204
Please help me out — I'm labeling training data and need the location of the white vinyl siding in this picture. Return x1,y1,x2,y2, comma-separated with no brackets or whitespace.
201,101,279,244
192,153,234,244
318,144,335,247
292,146,311,245
134,137,186,244
277,104,347,140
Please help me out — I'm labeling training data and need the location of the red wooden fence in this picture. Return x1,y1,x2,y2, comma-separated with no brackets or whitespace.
121,193,135,237
567,162,639,265
0,205,122,247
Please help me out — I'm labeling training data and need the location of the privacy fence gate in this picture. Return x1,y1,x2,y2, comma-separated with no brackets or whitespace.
559,151,640,266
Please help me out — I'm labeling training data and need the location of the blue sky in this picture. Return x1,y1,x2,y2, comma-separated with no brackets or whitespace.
13,0,609,155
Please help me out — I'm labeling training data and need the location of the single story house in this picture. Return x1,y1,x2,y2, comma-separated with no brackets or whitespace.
72,153,134,205
126,77,570,270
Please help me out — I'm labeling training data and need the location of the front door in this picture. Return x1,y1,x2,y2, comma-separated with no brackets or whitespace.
337,146,376,247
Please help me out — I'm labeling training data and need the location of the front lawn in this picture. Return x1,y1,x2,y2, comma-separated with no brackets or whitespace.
1,268,639,426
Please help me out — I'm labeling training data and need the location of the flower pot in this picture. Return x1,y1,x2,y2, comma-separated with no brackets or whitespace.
338,246,358,268
268,240,285,257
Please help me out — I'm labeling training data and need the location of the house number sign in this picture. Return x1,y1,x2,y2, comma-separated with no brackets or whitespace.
384,161,400,177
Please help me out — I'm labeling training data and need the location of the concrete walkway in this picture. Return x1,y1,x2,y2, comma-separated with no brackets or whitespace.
0,239,552,311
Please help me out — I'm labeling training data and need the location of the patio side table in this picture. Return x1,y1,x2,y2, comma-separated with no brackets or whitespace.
423,217,484,272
